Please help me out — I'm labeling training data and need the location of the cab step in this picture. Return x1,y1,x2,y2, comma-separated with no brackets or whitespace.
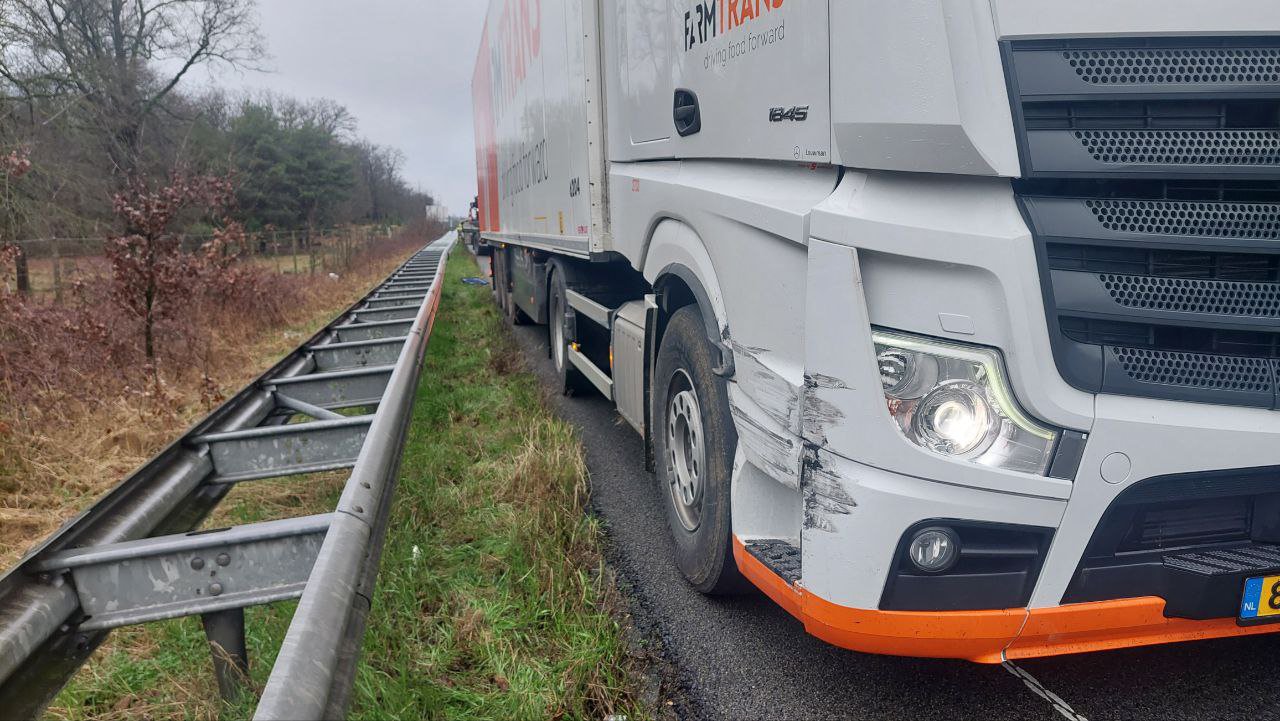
745,539,802,586
1165,543,1280,576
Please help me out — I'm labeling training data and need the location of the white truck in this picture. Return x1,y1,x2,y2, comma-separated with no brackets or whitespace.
472,0,1280,663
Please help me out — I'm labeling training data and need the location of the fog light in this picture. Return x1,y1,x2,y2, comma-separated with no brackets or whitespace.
908,527,960,573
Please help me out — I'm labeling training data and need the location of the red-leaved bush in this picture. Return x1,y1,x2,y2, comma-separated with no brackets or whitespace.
0,162,431,569
106,173,240,360
1,147,31,180
0,198,427,411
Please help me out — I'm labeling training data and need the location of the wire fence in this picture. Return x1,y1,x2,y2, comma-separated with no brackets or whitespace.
2,226,407,302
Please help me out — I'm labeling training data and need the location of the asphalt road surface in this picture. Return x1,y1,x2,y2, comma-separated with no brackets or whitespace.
482,264,1280,721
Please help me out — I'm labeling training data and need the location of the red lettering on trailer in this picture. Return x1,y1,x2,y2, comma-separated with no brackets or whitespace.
473,22,502,232
490,0,542,119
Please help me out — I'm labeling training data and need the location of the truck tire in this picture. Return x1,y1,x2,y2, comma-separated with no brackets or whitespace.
548,266,592,396
493,250,527,325
499,250,531,326
654,305,745,595
493,250,512,317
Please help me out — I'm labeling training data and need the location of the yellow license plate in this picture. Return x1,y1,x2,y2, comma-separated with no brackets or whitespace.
1240,575,1280,621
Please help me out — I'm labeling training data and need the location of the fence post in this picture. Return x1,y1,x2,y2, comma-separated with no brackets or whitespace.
13,242,29,296
52,239,63,303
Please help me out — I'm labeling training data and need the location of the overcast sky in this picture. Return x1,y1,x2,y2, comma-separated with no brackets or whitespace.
194,0,488,216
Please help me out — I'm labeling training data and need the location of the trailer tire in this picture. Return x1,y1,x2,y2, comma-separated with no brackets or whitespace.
549,266,591,396
493,249,529,325
493,250,511,317
506,294,531,326
655,305,745,595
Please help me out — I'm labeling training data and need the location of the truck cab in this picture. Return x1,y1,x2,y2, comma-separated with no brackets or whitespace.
474,0,1280,661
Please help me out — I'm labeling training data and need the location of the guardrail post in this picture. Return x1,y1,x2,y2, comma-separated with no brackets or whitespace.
202,608,249,703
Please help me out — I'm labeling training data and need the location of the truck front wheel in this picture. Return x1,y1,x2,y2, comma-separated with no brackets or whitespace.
654,306,744,595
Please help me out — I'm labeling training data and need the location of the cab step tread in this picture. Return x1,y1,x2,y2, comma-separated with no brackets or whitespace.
1165,543,1280,576
745,539,802,586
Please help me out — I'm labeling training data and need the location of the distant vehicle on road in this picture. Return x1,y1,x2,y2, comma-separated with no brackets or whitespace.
473,0,1280,663
458,196,486,256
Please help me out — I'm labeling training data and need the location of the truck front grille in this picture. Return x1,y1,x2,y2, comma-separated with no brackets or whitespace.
1063,46,1280,87
1006,38,1280,409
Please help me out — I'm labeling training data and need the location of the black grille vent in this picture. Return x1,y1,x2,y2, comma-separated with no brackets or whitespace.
1061,317,1280,359
1075,130,1280,167
1111,347,1275,393
1048,243,1280,282
1086,199,1280,240
1121,498,1253,552
1026,99,1280,132
1065,48,1280,86
1100,274,1280,317
1023,179,1280,204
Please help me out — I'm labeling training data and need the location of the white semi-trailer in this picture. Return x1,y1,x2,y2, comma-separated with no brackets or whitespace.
473,0,1280,663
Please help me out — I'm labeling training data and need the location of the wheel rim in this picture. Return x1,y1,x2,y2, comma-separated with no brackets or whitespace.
666,369,705,532
551,285,566,372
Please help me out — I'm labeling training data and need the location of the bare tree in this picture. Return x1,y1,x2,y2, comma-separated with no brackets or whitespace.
0,0,264,179
353,141,406,224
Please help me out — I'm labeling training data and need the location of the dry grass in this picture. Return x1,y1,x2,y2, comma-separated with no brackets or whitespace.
0,237,423,569
45,246,649,721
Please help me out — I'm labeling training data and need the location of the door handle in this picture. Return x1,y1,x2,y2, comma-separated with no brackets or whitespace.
673,88,701,137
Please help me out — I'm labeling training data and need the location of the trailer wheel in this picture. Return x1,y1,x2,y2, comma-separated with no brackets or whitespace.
492,250,511,317
506,293,531,326
655,305,745,595
491,250,524,325
500,250,531,326
549,266,591,396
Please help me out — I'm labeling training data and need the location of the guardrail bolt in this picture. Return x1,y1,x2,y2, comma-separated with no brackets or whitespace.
209,582,223,597
190,557,205,571
216,553,231,567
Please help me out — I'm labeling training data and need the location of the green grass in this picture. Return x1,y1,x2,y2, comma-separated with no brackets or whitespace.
48,247,644,721
348,248,643,720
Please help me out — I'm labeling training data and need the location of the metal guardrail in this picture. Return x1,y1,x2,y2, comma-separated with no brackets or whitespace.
0,233,456,719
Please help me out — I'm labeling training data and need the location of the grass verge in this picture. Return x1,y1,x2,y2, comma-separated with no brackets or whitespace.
48,247,646,721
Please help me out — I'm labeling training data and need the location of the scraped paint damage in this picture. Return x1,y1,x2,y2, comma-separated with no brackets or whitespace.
802,449,858,533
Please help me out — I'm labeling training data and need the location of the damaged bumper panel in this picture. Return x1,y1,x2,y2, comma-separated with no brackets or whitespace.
742,418,1280,661
738,536,1280,663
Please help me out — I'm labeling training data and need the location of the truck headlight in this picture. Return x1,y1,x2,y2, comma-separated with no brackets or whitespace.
873,330,1060,476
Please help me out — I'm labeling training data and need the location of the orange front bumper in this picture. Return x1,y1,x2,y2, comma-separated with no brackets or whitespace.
733,537,1280,663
